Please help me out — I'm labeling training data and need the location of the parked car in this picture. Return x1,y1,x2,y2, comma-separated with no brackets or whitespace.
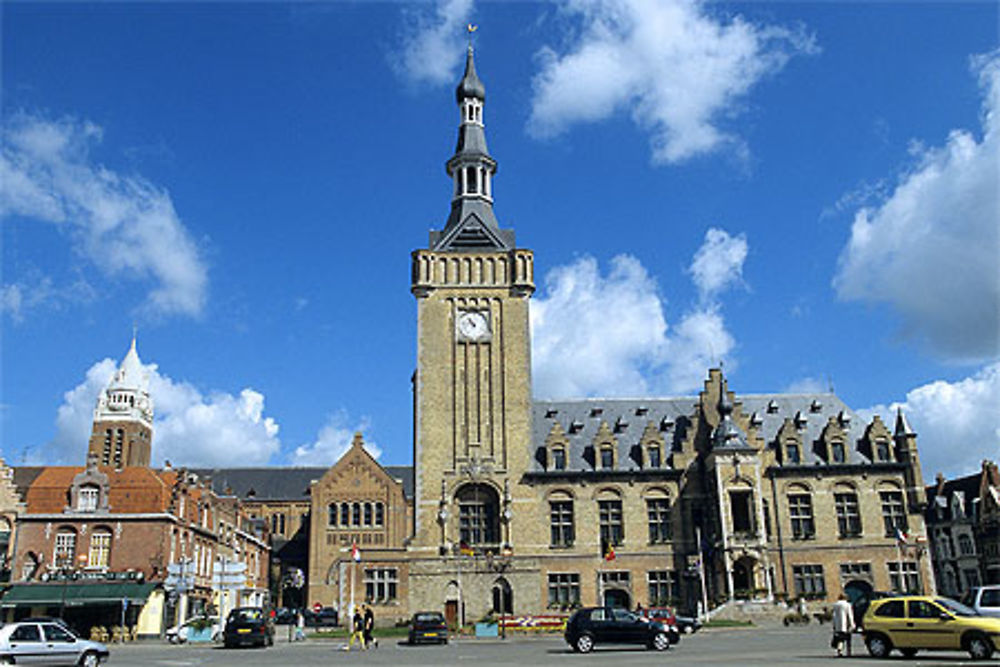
407,611,448,645
674,614,702,634
862,595,1000,660
962,586,1000,619
851,590,890,629
273,607,297,625
0,619,109,666
637,607,680,643
165,614,220,643
304,606,339,627
222,607,275,648
564,606,673,653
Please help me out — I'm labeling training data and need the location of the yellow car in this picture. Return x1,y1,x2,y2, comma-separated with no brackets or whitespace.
862,595,1000,660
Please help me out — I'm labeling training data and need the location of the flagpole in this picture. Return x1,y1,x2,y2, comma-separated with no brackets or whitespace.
696,525,709,623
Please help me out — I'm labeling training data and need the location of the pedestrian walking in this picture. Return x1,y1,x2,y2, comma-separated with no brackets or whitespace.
363,604,377,649
831,593,855,657
344,607,366,651
294,610,306,642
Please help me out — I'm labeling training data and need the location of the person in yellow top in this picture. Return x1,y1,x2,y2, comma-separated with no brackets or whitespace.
342,606,367,651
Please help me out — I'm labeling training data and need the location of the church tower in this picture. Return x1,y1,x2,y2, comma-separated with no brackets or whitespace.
410,47,535,556
86,336,153,468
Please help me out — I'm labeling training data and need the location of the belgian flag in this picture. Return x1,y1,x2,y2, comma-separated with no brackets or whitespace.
601,537,616,561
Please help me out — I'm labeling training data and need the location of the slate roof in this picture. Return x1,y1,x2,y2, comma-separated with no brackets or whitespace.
530,392,870,472
191,466,414,501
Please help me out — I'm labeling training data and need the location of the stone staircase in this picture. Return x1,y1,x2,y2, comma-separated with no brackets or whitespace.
708,599,810,626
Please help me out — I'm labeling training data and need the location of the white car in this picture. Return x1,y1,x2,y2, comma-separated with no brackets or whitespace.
962,585,1000,618
165,615,221,644
0,619,109,666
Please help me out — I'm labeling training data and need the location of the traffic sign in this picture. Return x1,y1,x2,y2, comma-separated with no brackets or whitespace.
313,602,322,613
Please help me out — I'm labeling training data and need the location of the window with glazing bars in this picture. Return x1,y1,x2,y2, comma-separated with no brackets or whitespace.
459,500,497,546
788,494,815,539
648,570,678,606
549,500,574,547
835,493,862,537
880,491,907,537
547,573,580,606
598,499,623,546
647,498,671,544
792,564,825,596
364,568,398,602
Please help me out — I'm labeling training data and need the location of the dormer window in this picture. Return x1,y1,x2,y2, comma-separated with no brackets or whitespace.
875,440,890,462
78,485,99,512
648,446,662,469
552,447,566,471
599,446,614,470
831,442,846,463
786,443,801,464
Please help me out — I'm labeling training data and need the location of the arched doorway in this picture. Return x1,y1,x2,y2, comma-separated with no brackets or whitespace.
604,589,630,609
492,578,513,614
732,558,754,597
444,580,462,629
844,579,873,605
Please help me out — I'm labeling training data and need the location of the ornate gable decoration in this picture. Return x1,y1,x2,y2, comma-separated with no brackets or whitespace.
68,453,110,513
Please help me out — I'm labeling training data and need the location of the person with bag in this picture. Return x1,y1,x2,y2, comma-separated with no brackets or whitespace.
831,593,855,657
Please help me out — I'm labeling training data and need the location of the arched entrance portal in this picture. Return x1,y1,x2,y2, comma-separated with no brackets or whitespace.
844,579,873,605
492,578,513,615
732,558,754,597
604,588,630,609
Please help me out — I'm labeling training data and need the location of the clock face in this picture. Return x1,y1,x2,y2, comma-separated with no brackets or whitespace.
457,310,490,341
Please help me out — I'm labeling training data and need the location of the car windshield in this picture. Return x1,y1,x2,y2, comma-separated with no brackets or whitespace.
936,597,978,617
415,614,442,623
232,609,262,622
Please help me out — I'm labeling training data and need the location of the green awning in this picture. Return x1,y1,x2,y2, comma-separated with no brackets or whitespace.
0,582,156,608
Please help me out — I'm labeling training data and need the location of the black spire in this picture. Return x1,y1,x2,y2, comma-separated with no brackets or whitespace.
430,47,514,252
456,46,486,104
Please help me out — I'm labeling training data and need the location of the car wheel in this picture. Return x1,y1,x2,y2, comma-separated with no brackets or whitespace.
575,634,594,654
900,648,918,658
966,634,994,660
651,632,671,651
866,633,893,659
683,625,693,634
79,650,100,667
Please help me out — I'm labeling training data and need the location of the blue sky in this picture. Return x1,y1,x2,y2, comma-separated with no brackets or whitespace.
2,1,997,478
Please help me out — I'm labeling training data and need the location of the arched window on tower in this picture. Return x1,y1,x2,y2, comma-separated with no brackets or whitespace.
466,166,477,194
375,503,384,527
113,429,124,467
102,430,112,465
364,503,373,527
341,504,350,526
352,503,361,527
328,503,338,528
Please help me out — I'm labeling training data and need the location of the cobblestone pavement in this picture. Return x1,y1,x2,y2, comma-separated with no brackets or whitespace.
105,625,991,666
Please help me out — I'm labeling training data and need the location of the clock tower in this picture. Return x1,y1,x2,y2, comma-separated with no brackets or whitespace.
410,46,535,557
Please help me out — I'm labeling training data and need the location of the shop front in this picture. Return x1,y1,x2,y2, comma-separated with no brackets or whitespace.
0,581,164,639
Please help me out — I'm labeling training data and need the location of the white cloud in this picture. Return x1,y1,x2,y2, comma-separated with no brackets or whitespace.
527,0,816,164
783,377,828,394
290,412,382,466
394,0,475,87
0,113,208,318
860,362,1000,478
689,227,748,300
50,358,281,467
531,228,746,397
834,50,1000,363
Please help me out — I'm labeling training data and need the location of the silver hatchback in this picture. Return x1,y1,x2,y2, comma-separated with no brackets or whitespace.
0,620,109,666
